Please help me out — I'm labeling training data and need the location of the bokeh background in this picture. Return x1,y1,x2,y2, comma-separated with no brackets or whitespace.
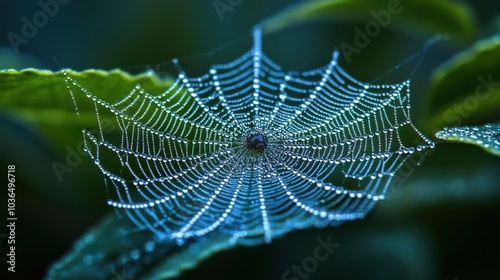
1,0,500,279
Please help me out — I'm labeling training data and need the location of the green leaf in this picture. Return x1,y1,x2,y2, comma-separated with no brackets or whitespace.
0,69,174,151
43,212,242,280
260,0,475,42
420,35,500,134
0,69,173,127
435,123,500,157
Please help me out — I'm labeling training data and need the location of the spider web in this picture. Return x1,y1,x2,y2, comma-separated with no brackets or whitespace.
64,26,434,244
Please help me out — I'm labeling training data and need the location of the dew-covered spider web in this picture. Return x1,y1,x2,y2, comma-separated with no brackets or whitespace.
64,26,434,245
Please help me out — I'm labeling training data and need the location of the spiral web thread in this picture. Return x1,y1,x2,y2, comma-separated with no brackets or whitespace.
64,27,434,244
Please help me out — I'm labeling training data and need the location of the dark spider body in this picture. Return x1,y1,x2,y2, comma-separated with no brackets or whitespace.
245,131,268,153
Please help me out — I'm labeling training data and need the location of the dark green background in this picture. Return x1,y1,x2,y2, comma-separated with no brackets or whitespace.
1,0,499,279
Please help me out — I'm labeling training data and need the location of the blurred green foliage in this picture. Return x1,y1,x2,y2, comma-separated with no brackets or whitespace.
422,35,500,133
262,0,476,42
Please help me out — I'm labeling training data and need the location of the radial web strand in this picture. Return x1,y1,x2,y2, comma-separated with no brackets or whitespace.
64,26,435,245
